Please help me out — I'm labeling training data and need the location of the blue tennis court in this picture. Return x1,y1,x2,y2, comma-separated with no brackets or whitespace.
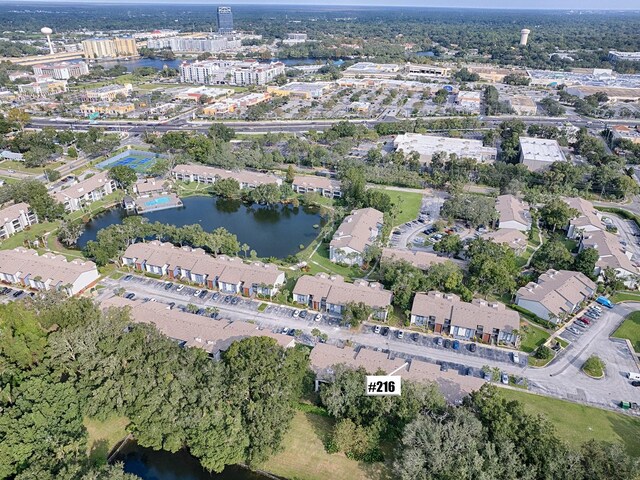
97,149,167,173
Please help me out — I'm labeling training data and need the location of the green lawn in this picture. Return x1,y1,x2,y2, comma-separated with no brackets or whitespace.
0,175,20,185
308,243,362,280
67,191,125,221
84,416,129,465
519,323,550,353
0,222,58,250
610,290,640,303
612,311,640,352
499,390,640,456
373,189,423,227
174,180,214,197
257,411,391,480
0,159,65,174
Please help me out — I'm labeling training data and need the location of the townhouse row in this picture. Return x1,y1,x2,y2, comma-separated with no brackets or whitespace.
0,202,38,240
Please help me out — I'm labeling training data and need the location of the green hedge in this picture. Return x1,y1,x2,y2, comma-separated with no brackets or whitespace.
595,206,640,229
509,304,556,330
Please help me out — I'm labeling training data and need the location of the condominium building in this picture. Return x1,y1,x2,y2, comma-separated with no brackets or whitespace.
580,230,638,279
0,203,38,240
608,51,640,63
405,63,451,78
495,194,531,231
564,197,604,239
17,79,67,97
147,36,241,53
516,269,596,322
79,102,135,116
32,61,89,80
217,6,234,34
394,133,497,166
84,83,133,102
410,291,520,345
122,241,285,297
291,175,342,198
82,37,138,59
53,171,118,212
180,60,285,86
171,164,282,189
293,273,392,321
518,137,566,172
0,248,99,295
101,297,294,359
329,208,384,266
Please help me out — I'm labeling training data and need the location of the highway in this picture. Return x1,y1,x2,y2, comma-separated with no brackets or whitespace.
26,114,636,135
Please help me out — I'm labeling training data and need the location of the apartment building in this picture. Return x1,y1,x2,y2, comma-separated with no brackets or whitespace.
564,197,604,239
495,194,531,231
84,83,133,102
580,230,638,279
171,164,282,189
410,291,520,345
293,273,392,321
180,60,285,86
122,241,285,297
82,37,138,59
0,248,99,295
516,269,596,322
18,79,67,97
329,208,384,266
291,175,342,198
147,35,241,53
32,61,89,80
53,171,118,212
0,203,38,240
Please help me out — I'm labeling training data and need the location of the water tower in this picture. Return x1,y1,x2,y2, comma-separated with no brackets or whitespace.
520,28,531,46
41,27,54,55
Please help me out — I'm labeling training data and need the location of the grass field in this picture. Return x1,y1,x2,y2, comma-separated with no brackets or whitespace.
84,416,129,464
0,159,65,173
257,411,391,480
0,222,57,251
519,323,550,353
499,389,640,456
373,189,423,226
308,243,361,280
610,290,640,303
612,311,640,352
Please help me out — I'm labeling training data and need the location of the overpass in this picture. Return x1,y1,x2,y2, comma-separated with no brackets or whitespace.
1,51,84,66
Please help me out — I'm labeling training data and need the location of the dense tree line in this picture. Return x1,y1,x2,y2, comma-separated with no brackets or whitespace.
84,217,241,266
0,295,310,478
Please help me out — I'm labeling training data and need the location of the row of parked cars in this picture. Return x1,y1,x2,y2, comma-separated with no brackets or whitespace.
293,309,323,322
1,287,32,299
566,304,603,336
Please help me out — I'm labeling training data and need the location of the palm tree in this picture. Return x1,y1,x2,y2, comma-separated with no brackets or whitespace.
241,243,250,257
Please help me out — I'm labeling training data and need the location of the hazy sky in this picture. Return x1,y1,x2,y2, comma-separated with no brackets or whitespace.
5,0,640,10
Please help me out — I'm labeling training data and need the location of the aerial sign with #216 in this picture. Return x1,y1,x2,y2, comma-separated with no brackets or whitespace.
365,375,402,396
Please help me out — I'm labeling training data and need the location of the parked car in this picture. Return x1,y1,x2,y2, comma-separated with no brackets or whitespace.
199,290,207,299
632,381,640,387
573,321,587,329
374,325,381,334
193,289,202,297
436,337,444,347
412,333,420,342
444,339,452,349
512,352,520,363
12,290,24,298
452,340,460,350
579,316,591,325
596,296,613,308
397,330,404,339
0,287,10,295
164,282,173,290
124,293,135,300
167,302,175,309
501,373,509,385
576,319,589,327
231,297,239,305
223,295,232,303
176,284,184,292
299,310,308,319
568,327,581,335
123,275,133,281
469,343,477,353
293,309,300,318
212,292,220,301
381,327,389,336
282,327,290,335
314,313,322,322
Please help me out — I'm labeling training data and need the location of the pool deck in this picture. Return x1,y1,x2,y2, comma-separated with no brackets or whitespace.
135,193,183,214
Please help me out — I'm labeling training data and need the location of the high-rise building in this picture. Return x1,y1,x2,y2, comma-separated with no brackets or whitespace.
217,6,234,34
82,37,138,60
180,60,285,86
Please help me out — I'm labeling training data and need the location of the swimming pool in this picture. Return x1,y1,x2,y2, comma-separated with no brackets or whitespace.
144,196,171,208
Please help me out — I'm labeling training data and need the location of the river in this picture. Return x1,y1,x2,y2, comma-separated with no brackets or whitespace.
113,441,272,480
76,196,325,259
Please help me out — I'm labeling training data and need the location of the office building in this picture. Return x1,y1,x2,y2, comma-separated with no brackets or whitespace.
79,102,135,116
32,61,89,80
343,62,401,78
518,137,566,172
394,133,497,165
17,79,67,97
267,81,331,99
84,83,133,102
608,51,640,63
455,91,481,113
508,95,537,116
217,6,234,34
82,37,138,60
406,63,451,78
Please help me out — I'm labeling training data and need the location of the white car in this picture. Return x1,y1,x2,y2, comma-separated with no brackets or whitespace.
176,284,184,292
292,310,300,318
282,327,290,335
193,289,202,297
512,352,520,363
314,313,322,322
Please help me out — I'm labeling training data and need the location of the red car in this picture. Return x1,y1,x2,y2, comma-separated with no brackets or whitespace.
579,316,591,325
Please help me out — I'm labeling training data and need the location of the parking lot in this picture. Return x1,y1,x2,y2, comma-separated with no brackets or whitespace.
0,286,33,304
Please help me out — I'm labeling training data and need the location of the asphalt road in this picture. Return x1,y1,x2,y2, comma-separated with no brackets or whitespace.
97,273,640,412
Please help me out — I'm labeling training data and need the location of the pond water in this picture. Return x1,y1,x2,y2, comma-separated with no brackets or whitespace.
113,441,270,480
96,57,183,71
77,196,325,259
